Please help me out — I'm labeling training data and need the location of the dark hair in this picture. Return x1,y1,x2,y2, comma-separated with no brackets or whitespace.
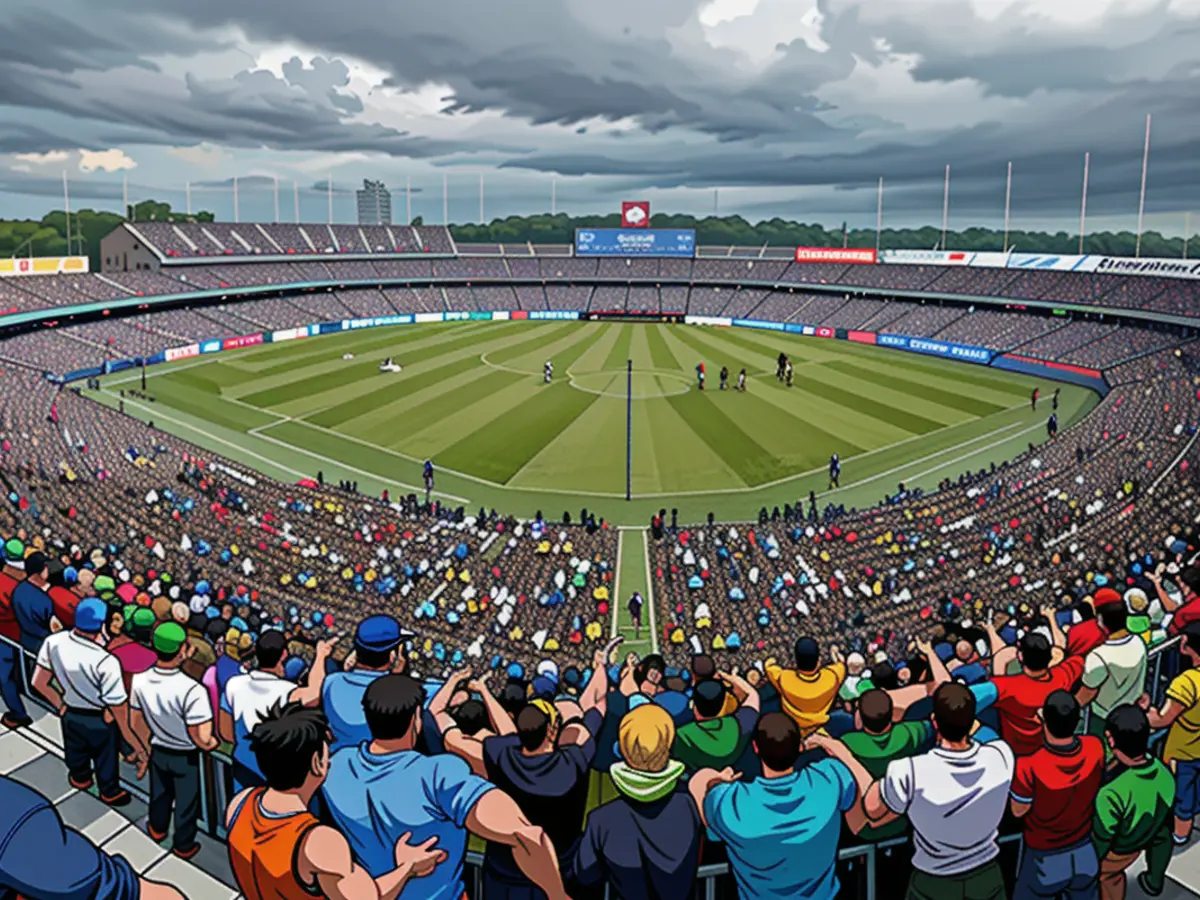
858,689,894,735
932,683,976,743
1041,689,1080,739
362,674,426,741
499,681,527,717
692,655,716,680
516,704,552,751
1018,633,1052,672
871,662,899,691
255,630,288,670
1098,602,1128,634
634,654,666,687
248,702,329,791
355,646,393,670
692,679,727,719
1106,704,1150,759
1182,566,1200,595
1183,622,1200,658
754,712,801,772
793,637,819,672
453,700,488,736
24,551,47,577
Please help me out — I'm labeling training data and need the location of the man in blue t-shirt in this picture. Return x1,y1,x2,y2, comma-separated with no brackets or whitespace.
0,773,183,899
12,552,56,655
322,674,571,900
689,713,874,900
322,614,410,754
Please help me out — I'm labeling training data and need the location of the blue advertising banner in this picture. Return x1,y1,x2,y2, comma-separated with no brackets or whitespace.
574,228,695,258
529,310,580,321
199,339,222,354
341,314,414,330
878,334,992,364
317,321,344,335
732,318,785,332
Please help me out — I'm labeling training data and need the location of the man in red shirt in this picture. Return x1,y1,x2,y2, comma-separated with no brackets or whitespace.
1065,588,1123,658
0,539,31,728
990,633,1085,757
48,567,95,632
1154,566,1200,636
1010,690,1103,899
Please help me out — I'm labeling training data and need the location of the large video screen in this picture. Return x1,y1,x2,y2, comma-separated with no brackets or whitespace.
574,228,696,257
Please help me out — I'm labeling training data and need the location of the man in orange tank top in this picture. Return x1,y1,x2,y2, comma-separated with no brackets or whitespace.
226,701,446,900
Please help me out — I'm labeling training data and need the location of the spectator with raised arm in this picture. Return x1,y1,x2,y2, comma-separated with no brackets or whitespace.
763,636,845,737
672,668,759,772
1142,621,1200,845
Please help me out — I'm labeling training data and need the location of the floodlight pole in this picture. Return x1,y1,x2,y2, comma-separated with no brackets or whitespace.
626,359,633,502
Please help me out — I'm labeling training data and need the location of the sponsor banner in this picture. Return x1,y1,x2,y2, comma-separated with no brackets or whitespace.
342,314,415,330
468,311,492,321
1006,253,1094,272
510,310,529,321
0,256,89,278
529,310,579,320
199,340,223,354
444,311,470,321
732,318,785,332
879,333,992,364
1093,255,1200,280
492,311,511,321
685,315,732,327
62,366,104,383
414,312,444,324
815,327,835,339
992,355,1108,395
271,326,309,343
146,352,166,366
795,247,877,265
223,333,264,350
972,252,1012,268
574,228,695,258
781,323,808,335
317,322,343,335
109,359,135,374
165,344,200,362
621,201,651,228
881,250,976,266
1003,354,1102,379
847,330,877,345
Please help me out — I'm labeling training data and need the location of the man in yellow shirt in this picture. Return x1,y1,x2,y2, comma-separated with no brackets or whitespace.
764,637,845,737
1142,621,1200,845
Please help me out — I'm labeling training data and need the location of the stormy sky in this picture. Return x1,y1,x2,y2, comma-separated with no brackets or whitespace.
2,0,1198,232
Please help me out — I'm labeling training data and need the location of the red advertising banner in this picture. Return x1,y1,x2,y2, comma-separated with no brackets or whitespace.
815,327,835,339
795,246,877,264
223,333,264,351
621,201,650,228
848,330,877,345
510,310,530,320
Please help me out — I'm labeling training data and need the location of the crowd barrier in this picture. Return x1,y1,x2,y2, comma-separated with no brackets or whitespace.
0,629,1183,899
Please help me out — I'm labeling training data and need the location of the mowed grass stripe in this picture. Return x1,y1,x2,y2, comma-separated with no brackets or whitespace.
151,379,279,432
311,325,577,427
241,324,527,408
486,324,579,365
602,325,634,371
665,392,779,486
863,351,1032,398
665,326,772,379
682,325,817,367
823,360,1008,416
646,326,679,370
437,382,601,484
800,368,945,434
251,324,469,377
372,370,529,446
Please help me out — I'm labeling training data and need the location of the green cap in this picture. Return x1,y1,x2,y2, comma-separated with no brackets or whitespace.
152,622,187,655
122,604,136,622
94,575,116,592
130,608,156,630
3,538,24,562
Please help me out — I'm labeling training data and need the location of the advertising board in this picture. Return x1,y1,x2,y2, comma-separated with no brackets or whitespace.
794,247,877,264
732,319,785,331
165,344,200,362
574,228,695,258
621,201,650,228
878,334,992,363
0,256,89,278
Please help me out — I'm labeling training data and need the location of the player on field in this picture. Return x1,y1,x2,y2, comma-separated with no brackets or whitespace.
777,352,787,382
423,459,434,504
1047,414,1058,439
829,453,841,489
696,362,706,391
1053,387,1060,411
737,368,747,392
544,360,553,384
720,366,729,391
1032,387,1039,410
785,359,794,387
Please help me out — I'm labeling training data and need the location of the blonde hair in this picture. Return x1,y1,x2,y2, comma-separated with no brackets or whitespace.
619,704,675,773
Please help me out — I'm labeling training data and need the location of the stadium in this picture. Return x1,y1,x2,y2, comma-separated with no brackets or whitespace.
2,213,1200,900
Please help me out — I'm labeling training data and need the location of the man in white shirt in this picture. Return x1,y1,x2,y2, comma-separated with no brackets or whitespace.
129,622,218,860
32,597,148,807
1077,602,1148,744
864,682,1014,900
219,630,336,790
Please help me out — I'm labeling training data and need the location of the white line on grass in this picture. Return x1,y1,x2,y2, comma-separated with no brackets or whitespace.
643,530,659,654
612,531,624,640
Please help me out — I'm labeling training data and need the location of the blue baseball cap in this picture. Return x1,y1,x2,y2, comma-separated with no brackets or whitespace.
75,597,107,634
354,615,410,653
530,676,557,700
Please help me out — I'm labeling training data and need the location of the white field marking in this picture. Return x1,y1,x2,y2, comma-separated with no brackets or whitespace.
104,355,220,385
612,530,625,639
643,529,659,653
479,352,693,399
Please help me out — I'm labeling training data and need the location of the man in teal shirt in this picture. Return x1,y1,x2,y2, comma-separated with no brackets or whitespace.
688,712,873,900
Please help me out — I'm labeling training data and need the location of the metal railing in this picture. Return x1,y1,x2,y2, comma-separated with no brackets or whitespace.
0,630,1183,899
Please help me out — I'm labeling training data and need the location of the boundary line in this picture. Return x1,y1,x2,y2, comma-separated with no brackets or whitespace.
643,530,659,654
611,532,624,640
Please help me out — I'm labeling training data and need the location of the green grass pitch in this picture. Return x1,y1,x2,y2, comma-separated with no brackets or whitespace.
91,321,1099,525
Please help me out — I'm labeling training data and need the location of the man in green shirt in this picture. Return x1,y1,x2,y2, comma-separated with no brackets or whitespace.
672,670,759,772
1093,705,1175,899
842,688,934,842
